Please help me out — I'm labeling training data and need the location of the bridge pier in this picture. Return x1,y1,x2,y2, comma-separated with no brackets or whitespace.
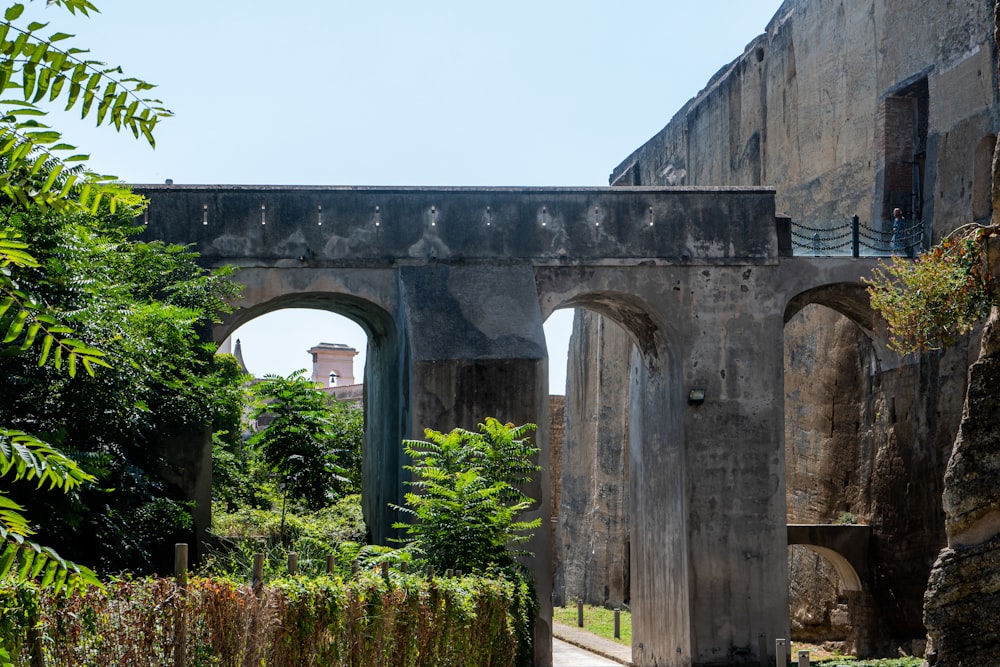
398,263,553,667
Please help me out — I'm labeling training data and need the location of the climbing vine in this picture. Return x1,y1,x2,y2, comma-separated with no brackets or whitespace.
864,224,997,355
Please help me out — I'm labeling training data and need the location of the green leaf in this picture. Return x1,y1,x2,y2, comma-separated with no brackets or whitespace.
39,558,57,588
37,333,52,366
2,309,27,343
95,80,116,125
0,295,14,319
18,320,39,350
24,129,59,144
79,71,100,117
0,542,18,579
33,66,52,103
21,61,37,100
16,548,33,580
29,550,46,579
4,4,24,21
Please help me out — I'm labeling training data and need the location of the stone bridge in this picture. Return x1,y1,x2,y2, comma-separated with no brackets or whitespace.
136,184,885,667
787,524,875,654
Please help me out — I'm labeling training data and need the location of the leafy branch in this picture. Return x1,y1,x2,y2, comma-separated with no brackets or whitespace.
0,1,171,212
865,223,998,355
0,2,171,144
0,229,103,596
0,428,94,494
0,427,100,594
1,228,109,376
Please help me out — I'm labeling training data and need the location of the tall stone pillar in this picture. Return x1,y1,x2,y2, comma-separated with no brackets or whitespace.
678,297,789,667
157,423,213,565
399,263,553,667
556,310,631,608
628,351,692,667
625,263,789,667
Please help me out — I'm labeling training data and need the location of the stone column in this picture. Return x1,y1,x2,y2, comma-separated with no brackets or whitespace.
398,263,553,667
657,263,789,667
157,423,213,565
555,310,632,609
844,589,876,656
628,351,691,667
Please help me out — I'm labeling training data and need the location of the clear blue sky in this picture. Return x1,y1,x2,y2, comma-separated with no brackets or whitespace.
28,0,783,392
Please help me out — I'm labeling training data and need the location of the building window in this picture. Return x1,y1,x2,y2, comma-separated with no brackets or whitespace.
972,134,995,221
879,77,928,222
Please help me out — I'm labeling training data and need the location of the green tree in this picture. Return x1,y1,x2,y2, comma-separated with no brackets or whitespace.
394,418,541,574
865,223,998,355
248,373,358,514
210,353,254,511
0,230,104,666
1,201,242,572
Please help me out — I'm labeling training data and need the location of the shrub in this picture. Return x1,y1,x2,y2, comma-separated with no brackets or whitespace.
2,571,530,667
865,224,997,355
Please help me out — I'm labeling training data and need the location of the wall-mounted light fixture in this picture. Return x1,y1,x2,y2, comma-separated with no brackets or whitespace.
688,388,706,404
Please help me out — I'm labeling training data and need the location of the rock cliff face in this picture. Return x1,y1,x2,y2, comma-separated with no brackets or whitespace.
923,310,1000,664
557,0,996,654
923,237,1000,664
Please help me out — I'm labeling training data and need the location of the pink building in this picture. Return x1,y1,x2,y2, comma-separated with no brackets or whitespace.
309,342,363,403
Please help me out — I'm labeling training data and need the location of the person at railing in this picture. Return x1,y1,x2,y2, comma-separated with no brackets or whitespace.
891,207,907,255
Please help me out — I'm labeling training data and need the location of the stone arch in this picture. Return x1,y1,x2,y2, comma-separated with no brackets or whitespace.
796,545,862,591
787,525,874,654
543,289,674,368
546,290,687,662
786,525,871,592
783,282,875,333
216,288,404,545
784,283,880,656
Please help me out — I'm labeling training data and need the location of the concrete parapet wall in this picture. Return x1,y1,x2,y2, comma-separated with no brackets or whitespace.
135,185,779,265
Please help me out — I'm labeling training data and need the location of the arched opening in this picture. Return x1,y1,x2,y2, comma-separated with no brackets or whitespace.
213,292,403,547
545,293,682,664
787,544,864,653
784,299,872,654
223,309,368,387
551,309,632,611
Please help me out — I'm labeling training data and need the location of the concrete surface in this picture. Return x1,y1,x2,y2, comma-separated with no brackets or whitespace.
553,622,632,666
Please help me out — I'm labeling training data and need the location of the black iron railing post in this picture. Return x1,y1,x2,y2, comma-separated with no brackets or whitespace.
851,215,860,257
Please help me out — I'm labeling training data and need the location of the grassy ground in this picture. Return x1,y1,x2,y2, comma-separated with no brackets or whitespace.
792,643,924,666
552,603,631,646
551,607,921,667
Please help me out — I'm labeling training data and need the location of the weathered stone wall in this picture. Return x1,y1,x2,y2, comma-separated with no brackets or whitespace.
554,311,631,609
612,0,998,235
556,0,997,654
783,303,968,650
922,62,1000,661
549,393,565,586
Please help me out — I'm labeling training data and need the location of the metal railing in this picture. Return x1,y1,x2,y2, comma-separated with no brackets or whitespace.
790,215,924,257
